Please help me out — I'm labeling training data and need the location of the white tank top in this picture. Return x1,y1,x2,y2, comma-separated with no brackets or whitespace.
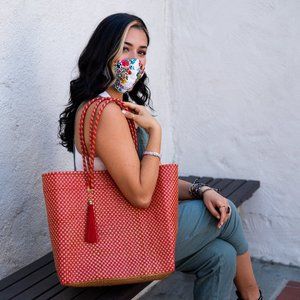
73,91,139,171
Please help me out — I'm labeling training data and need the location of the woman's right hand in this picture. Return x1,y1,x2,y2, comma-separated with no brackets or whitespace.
121,102,160,133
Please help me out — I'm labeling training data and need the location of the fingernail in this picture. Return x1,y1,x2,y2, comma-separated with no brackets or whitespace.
217,216,220,219
121,110,126,114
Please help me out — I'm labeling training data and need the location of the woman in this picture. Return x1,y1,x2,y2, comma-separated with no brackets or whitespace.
58,13,263,300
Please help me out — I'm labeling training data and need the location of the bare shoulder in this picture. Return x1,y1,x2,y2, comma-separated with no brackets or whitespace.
74,99,143,207
74,101,127,155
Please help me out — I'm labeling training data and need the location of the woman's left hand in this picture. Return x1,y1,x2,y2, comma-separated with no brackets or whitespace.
202,189,231,229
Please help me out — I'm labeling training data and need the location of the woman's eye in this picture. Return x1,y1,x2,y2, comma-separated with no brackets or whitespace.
138,51,147,56
123,47,129,52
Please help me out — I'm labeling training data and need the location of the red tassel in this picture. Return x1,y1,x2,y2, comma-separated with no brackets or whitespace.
85,200,98,243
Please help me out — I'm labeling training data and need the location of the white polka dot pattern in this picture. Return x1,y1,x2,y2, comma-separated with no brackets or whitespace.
42,162,178,287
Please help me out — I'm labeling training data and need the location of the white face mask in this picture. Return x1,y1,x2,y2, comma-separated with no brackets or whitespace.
112,58,145,93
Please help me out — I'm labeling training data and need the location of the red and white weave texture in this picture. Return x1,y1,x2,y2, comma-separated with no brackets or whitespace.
42,97,178,287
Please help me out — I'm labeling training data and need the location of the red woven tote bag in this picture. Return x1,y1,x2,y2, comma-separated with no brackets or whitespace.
42,96,178,287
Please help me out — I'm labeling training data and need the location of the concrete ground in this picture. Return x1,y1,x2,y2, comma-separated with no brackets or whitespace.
135,258,300,300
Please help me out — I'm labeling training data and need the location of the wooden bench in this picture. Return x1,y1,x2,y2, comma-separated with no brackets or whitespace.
0,176,260,300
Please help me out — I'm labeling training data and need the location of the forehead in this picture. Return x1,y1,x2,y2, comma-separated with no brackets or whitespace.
124,27,148,46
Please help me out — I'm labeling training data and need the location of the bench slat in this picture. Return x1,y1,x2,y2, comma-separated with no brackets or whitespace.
210,178,236,191
89,282,151,300
219,179,246,198
34,282,67,300
0,252,53,291
62,287,108,300
226,180,260,206
1,260,56,299
13,272,59,300
49,286,87,299
49,282,152,300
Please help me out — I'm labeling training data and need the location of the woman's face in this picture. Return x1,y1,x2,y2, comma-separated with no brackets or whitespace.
114,26,148,68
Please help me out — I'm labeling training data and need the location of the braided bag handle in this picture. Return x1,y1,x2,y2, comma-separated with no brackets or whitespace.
78,96,138,190
78,96,138,243
78,97,99,186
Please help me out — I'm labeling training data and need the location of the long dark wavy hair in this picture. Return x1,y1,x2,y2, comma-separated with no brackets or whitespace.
58,13,153,153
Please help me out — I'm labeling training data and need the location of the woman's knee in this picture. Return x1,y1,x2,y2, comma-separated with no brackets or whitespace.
193,239,237,279
223,198,243,233
212,239,237,276
223,198,249,255
227,198,238,216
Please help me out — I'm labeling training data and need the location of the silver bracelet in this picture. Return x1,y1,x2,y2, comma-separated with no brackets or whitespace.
188,177,220,199
143,151,162,160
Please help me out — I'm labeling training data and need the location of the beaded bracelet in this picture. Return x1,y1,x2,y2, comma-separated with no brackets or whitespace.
188,177,220,199
143,151,162,160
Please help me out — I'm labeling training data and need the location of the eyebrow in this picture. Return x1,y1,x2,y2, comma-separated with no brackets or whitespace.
124,41,147,49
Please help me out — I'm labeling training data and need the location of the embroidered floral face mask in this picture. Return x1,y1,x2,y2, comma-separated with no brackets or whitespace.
112,58,145,93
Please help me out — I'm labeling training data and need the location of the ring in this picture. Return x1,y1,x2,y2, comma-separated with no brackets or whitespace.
219,206,231,214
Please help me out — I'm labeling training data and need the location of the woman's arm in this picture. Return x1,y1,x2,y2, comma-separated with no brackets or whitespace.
80,102,161,209
179,179,198,200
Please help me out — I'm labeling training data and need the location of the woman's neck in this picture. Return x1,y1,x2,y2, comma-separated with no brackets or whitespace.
106,86,124,101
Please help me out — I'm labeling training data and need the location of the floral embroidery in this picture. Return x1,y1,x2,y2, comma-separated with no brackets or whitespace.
112,58,145,93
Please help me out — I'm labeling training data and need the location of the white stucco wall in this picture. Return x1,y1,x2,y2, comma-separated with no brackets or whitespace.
170,0,300,266
0,0,299,281
0,0,173,280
